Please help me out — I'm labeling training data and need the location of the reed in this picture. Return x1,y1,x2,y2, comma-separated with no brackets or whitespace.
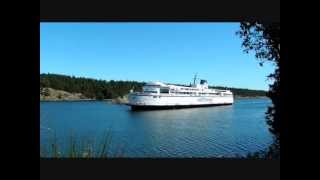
40,130,123,158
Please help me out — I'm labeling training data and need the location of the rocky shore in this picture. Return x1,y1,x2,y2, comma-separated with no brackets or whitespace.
40,87,129,103
111,95,129,104
40,88,92,101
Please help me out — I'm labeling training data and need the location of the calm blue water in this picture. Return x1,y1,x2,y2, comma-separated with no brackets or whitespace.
40,98,274,157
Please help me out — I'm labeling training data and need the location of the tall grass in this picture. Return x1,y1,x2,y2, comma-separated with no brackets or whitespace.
40,130,125,158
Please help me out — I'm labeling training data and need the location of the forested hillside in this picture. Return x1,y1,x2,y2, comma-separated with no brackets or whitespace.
40,73,266,100
40,73,143,99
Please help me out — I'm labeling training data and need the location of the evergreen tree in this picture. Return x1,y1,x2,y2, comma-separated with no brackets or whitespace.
237,21,280,142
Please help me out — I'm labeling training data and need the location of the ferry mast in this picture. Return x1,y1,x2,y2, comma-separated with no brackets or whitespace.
193,73,198,87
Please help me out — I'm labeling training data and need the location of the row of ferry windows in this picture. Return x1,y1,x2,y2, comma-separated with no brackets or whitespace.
169,91,223,95
172,92,221,95
144,90,231,96
180,88,197,91
172,92,232,96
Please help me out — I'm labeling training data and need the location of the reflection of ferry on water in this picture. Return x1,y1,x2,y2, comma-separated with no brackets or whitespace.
127,75,234,110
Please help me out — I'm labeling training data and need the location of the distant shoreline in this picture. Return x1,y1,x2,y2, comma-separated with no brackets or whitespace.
41,74,268,101
40,96,269,102
40,87,268,103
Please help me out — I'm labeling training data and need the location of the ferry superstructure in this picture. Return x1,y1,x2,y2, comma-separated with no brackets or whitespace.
127,77,234,110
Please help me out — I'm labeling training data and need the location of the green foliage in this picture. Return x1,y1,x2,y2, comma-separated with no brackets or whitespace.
237,22,280,142
40,131,118,158
40,73,144,100
209,86,266,97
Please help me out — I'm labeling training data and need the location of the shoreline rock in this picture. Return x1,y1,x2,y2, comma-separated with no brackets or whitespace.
111,95,129,104
40,87,90,101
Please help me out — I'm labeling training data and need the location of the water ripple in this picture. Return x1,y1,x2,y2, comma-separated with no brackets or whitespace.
40,99,274,157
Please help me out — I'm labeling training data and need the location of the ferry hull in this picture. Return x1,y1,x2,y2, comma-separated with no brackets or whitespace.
128,94,234,110
130,103,233,111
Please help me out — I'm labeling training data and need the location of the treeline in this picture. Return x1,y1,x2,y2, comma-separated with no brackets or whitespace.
40,73,267,100
40,73,144,99
208,86,267,97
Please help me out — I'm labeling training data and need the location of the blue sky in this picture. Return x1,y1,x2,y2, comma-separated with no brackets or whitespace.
40,23,275,90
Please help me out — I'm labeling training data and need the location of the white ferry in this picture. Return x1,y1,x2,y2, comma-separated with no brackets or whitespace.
127,76,234,110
